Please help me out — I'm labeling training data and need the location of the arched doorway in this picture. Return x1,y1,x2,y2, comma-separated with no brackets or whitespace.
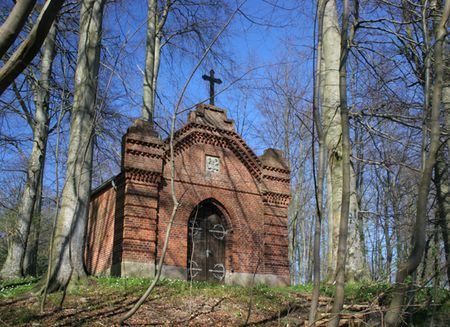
187,202,227,283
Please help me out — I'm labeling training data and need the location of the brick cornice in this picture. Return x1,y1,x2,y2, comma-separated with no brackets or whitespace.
261,190,290,207
261,174,290,183
262,165,290,175
124,167,161,184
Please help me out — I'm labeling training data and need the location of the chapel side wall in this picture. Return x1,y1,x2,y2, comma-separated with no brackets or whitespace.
156,142,265,280
261,165,291,285
85,183,116,275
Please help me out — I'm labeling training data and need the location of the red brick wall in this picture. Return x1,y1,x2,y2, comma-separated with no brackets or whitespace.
85,183,116,275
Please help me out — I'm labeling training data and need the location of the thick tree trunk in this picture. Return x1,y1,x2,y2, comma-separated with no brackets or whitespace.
47,0,105,291
321,0,342,281
438,24,450,286
385,2,449,325
0,0,64,95
0,23,56,279
436,142,450,284
0,0,36,58
22,176,43,276
321,0,364,283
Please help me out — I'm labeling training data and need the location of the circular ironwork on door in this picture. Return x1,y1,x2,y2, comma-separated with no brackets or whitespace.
209,263,225,281
209,224,226,240
188,204,227,283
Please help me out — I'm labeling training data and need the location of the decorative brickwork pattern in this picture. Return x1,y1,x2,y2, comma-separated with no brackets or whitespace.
85,104,291,286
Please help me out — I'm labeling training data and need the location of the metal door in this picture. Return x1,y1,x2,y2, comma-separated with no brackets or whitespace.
188,205,226,283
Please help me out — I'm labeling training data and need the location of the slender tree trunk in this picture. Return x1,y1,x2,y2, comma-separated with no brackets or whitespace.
142,0,157,123
383,175,393,282
309,2,327,324
46,0,105,292
327,0,352,325
385,2,449,325
0,22,56,279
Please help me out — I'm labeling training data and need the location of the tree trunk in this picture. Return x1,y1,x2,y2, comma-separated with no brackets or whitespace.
22,176,43,276
0,22,56,279
321,0,342,281
0,0,64,95
385,2,449,325
438,23,450,285
322,0,364,284
309,1,327,323
0,0,36,58
47,0,105,291
436,147,450,284
327,0,351,325
383,174,393,282
142,0,157,123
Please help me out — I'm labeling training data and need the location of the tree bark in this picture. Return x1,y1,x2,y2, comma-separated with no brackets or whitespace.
0,0,64,95
321,0,342,281
142,0,157,123
46,0,105,291
22,173,43,276
23,22,57,277
438,14,450,286
327,0,351,325
322,0,364,284
0,22,56,279
0,0,36,58
142,0,170,124
309,1,327,325
385,2,450,325
435,139,450,284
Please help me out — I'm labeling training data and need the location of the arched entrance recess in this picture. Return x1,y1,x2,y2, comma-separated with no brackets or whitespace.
187,201,227,283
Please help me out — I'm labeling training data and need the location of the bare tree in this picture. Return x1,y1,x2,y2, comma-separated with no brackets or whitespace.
320,0,364,283
308,2,327,324
385,1,450,325
0,22,57,279
327,0,356,325
45,0,106,292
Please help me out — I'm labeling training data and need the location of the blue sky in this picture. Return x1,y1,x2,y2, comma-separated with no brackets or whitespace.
101,0,316,153
0,0,318,196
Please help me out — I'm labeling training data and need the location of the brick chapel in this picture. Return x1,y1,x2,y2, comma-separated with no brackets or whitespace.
85,103,291,287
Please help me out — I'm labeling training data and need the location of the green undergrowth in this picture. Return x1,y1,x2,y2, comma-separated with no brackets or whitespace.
2,276,449,314
93,276,295,310
0,276,39,298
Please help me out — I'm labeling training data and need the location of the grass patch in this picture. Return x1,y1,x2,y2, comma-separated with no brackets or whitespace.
0,276,39,298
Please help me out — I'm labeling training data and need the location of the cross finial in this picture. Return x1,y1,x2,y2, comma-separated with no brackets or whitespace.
202,69,222,105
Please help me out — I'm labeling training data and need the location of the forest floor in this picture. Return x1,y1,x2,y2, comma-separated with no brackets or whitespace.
0,276,448,326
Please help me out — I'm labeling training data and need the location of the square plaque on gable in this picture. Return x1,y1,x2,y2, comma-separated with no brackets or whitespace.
206,155,220,173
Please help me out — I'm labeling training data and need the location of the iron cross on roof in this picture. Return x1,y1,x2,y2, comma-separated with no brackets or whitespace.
202,69,222,105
